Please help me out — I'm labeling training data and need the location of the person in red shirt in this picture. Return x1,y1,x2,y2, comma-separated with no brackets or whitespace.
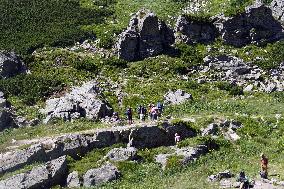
260,153,268,178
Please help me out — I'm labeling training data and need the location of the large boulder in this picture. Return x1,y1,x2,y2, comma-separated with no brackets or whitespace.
175,15,217,44
115,9,174,61
164,89,193,105
106,147,138,161
271,0,284,23
83,163,120,187
0,156,67,189
0,51,27,79
42,80,113,123
213,2,284,47
0,109,17,132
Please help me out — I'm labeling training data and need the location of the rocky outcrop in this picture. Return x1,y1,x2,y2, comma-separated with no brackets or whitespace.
115,9,174,61
67,171,80,188
128,124,196,148
83,163,120,187
42,80,113,123
0,123,196,175
213,2,284,47
175,15,217,44
208,170,233,182
0,51,27,79
271,0,284,23
155,145,208,169
0,109,17,131
0,156,67,189
106,147,138,161
164,89,193,105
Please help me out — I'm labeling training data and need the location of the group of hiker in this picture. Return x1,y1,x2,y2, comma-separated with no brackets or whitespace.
236,153,269,189
125,102,164,124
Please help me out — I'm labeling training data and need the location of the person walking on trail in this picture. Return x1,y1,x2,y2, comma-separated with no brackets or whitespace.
126,107,133,125
260,153,268,179
151,106,158,121
137,105,145,121
174,133,181,144
157,101,163,114
237,171,250,189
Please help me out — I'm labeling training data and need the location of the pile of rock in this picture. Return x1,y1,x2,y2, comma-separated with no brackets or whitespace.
201,120,242,141
271,0,284,23
42,80,113,123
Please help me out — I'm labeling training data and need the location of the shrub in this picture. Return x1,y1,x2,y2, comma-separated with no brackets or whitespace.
176,43,206,67
0,74,63,105
215,82,244,96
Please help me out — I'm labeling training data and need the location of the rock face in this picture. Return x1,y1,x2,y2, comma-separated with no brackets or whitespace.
213,2,284,47
271,0,284,23
67,171,80,188
106,147,138,161
83,163,120,187
0,51,27,79
42,80,113,123
175,15,217,44
164,89,193,105
128,124,196,148
0,109,17,131
0,156,67,189
115,9,174,61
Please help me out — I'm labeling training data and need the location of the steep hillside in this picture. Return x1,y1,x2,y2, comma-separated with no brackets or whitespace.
0,0,283,189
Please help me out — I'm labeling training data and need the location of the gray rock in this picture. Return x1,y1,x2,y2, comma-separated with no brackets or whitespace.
0,109,17,131
243,84,254,92
0,51,27,79
213,3,284,47
42,80,113,123
204,55,251,75
0,144,46,175
175,15,217,44
202,123,219,136
155,145,209,170
271,0,284,23
164,89,193,105
83,163,120,187
115,9,174,61
106,147,138,161
67,171,80,188
265,82,277,93
208,170,233,182
0,156,67,189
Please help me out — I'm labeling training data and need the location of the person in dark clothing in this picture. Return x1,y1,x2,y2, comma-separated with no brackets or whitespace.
126,107,133,125
237,171,250,189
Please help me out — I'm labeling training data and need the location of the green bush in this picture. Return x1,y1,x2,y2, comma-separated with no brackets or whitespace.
0,74,63,105
215,82,244,96
176,44,206,67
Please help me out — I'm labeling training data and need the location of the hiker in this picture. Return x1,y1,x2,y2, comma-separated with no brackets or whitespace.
126,107,133,125
237,171,250,189
148,104,153,120
137,105,145,121
151,106,158,121
112,112,119,122
157,101,163,114
174,133,181,144
260,153,268,179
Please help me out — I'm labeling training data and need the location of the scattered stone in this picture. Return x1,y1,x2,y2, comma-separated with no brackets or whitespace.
0,51,27,79
106,147,138,161
208,170,233,182
265,83,277,93
202,123,219,136
164,89,193,105
175,15,217,44
0,156,67,189
115,9,174,61
67,171,81,188
42,80,113,123
83,163,120,187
